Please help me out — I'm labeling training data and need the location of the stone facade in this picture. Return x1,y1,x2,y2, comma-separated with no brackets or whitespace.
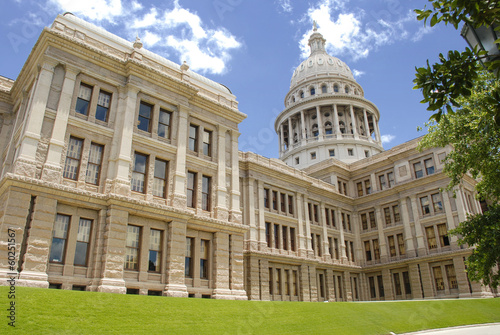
0,14,495,301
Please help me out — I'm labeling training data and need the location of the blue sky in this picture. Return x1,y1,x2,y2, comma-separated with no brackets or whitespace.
1,0,467,159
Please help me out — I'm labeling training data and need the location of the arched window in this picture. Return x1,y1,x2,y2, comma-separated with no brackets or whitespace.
339,121,346,134
321,85,327,93
325,121,333,135
310,87,315,95
345,86,350,94
292,96,296,102
312,124,319,137
334,84,339,93
300,91,304,98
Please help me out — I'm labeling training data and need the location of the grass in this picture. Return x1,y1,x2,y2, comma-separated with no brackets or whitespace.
1,287,500,334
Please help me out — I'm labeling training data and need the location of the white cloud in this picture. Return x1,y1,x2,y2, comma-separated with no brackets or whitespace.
412,26,434,42
48,0,124,22
299,0,419,61
277,0,293,13
44,0,241,75
352,69,365,78
381,134,396,144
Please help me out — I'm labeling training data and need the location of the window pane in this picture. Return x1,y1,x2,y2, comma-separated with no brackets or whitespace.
77,219,92,242
76,84,92,115
138,102,152,132
158,109,171,138
95,91,111,121
126,226,140,248
134,153,147,174
74,241,88,266
86,143,103,184
53,214,69,239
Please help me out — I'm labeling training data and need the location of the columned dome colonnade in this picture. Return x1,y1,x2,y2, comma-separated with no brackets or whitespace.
275,24,384,168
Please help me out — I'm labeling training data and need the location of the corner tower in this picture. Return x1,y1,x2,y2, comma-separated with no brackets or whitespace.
275,24,384,168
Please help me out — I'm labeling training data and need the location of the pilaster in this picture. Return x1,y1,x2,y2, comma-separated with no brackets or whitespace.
214,125,228,221
164,219,188,297
170,106,189,207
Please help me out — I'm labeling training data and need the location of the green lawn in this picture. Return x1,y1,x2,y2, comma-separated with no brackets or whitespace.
1,287,499,334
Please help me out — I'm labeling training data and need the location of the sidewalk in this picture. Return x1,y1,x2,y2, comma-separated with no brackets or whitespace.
401,322,500,334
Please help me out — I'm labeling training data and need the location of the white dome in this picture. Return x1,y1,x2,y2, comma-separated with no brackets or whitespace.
290,30,354,91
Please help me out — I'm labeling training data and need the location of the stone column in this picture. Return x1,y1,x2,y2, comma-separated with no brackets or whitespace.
299,265,311,302
170,106,189,207
419,262,436,299
400,198,416,258
381,269,394,300
303,196,313,257
229,131,242,224
442,191,459,246
453,256,472,298
349,105,358,138
106,84,139,196
288,117,293,147
454,186,467,223
375,206,388,262
408,263,423,299
410,195,427,256
97,207,128,294
246,257,260,300
164,219,188,297
343,271,353,301
279,124,284,155
260,259,270,301
363,109,371,140
337,210,347,262
326,269,336,301
212,232,231,299
41,67,78,182
374,117,382,144
230,233,247,299
13,61,56,178
320,202,329,259
333,104,341,139
316,106,323,141
296,194,307,257
214,126,228,221
300,110,306,142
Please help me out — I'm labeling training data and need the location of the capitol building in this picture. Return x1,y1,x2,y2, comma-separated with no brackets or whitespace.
0,13,496,301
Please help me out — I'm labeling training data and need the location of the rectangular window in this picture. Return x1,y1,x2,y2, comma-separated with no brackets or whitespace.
350,241,355,261
290,227,296,251
317,235,322,257
369,276,376,298
288,195,294,214
420,196,431,215
185,237,194,277
201,175,211,211
293,271,298,296
75,83,92,115
125,225,140,270
387,172,394,187
200,239,209,279
331,209,336,227
393,273,402,296
397,233,405,255
313,204,319,222
384,207,392,226
149,229,161,272
276,269,282,295
414,162,423,179
357,182,363,196
361,213,368,230
365,241,372,261
74,218,92,266
188,124,198,151
334,238,339,259
138,101,153,132
153,159,168,198
50,214,70,263
265,222,271,247
445,264,458,289
341,213,346,230
369,211,376,229
433,266,445,291
272,191,278,210
379,175,386,190
424,158,435,175
328,237,334,256
269,268,273,295
187,171,196,208
325,209,330,226
437,223,450,247
432,193,443,213
85,142,103,185
388,236,396,257
131,152,148,193
282,226,288,251
280,193,286,212
392,205,401,222
158,108,172,139
329,149,335,157
95,90,111,122
284,269,290,295
426,226,437,249
264,188,270,209
63,137,83,180
202,129,212,156
364,179,371,194
274,224,280,249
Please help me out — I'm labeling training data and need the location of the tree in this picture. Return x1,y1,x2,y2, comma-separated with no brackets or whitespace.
453,204,500,288
417,71,500,289
418,71,500,202
413,0,500,125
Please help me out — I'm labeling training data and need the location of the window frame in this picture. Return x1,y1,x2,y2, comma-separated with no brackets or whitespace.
74,218,92,267
63,136,84,181
131,152,148,194
138,101,153,133
125,225,141,271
